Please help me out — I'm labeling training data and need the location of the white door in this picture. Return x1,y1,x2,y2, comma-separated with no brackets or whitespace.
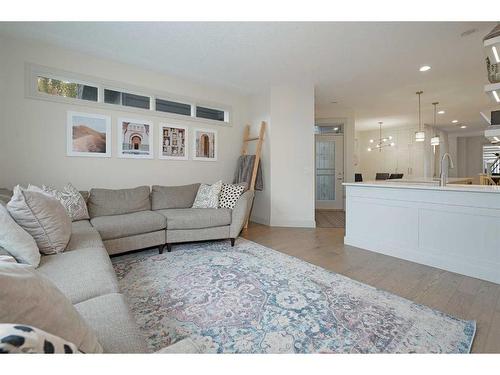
315,134,344,209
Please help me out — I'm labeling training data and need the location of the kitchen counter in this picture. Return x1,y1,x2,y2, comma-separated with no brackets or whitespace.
344,181,500,284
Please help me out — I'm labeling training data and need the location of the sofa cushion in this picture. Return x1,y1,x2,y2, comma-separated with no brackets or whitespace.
90,211,166,241
75,293,148,353
192,181,223,208
42,183,90,221
88,186,151,218
157,208,231,230
0,262,102,353
66,220,105,252
151,184,200,210
38,247,119,304
7,186,71,255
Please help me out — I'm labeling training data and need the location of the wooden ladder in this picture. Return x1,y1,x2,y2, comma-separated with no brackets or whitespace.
241,121,266,228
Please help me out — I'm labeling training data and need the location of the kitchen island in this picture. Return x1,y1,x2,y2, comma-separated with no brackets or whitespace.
344,180,500,284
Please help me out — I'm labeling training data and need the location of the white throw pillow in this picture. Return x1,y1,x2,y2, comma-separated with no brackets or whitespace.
0,323,79,354
192,180,223,208
41,183,90,222
7,185,71,254
218,183,246,209
0,262,102,353
0,204,40,267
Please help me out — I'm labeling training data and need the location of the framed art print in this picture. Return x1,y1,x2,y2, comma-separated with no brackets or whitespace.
159,124,188,160
117,118,154,159
193,128,217,161
67,111,111,157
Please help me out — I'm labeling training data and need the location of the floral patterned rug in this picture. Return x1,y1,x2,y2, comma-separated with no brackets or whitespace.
111,239,475,353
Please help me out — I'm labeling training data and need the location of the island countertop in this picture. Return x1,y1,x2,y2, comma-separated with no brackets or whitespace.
343,179,500,194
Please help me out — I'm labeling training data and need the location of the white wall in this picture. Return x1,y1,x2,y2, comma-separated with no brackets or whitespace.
269,83,315,227
0,34,250,190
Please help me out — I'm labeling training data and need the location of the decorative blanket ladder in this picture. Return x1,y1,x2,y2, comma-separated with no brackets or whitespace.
241,121,266,229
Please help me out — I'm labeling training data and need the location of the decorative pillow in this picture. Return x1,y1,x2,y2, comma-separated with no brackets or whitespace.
218,183,245,209
0,324,79,354
0,204,40,267
7,185,71,254
0,261,102,353
41,183,90,221
192,180,223,208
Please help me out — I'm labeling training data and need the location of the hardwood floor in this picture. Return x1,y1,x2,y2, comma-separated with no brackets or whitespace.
241,223,500,353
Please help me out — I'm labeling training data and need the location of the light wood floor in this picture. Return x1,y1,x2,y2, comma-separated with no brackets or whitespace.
241,223,500,353
315,210,345,228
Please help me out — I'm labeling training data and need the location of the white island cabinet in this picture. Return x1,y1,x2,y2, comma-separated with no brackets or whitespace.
344,181,500,284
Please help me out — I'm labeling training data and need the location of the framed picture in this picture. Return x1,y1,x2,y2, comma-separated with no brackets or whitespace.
193,128,217,161
159,124,188,160
117,118,153,159
66,111,111,157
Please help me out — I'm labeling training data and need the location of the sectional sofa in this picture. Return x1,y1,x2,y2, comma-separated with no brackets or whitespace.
0,184,254,353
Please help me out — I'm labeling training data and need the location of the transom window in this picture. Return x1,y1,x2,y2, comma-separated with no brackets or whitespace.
28,64,231,125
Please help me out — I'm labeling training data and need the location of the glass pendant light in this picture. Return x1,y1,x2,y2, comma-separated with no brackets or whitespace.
415,91,425,142
430,102,440,146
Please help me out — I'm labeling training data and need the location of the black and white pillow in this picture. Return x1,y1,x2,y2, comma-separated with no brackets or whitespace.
0,324,79,354
218,183,245,209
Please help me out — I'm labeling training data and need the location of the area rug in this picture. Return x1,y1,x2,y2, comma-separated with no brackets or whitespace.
111,239,476,353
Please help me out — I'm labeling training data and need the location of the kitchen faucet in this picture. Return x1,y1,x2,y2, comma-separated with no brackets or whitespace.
439,152,455,187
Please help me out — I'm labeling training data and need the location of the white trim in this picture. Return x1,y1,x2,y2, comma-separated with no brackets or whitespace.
117,117,154,159
25,63,232,127
193,128,218,161
66,111,111,158
158,123,189,161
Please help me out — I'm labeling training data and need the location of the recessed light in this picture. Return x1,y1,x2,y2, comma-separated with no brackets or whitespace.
419,65,431,72
460,125,467,129
438,110,445,114
452,120,458,123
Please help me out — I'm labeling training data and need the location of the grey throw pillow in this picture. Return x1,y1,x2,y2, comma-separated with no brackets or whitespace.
192,180,223,208
0,262,102,353
7,186,71,254
0,204,40,267
41,183,90,221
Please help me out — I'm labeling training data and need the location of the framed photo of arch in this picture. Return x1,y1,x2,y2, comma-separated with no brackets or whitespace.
159,124,188,160
193,128,217,161
117,118,154,159
67,111,111,157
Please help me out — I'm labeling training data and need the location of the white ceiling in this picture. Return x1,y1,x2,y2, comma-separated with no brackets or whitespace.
1,21,498,131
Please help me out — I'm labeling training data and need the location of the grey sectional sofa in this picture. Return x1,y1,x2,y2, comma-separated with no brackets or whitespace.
0,184,254,353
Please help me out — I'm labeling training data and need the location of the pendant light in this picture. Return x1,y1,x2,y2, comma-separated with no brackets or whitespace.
415,91,425,142
430,102,440,146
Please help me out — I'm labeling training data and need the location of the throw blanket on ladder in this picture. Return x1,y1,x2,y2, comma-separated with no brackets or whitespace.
233,155,263,191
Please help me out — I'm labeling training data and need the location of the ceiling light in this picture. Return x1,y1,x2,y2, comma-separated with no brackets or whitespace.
419,65,431,72
438,110,445,114
415,132,425,142
493,46,500,64
390,142,396,147
452,120,458,123
369,139,374,143
431,136,440,146
333,127,339,131
460,125,467,129
493,90,500,103
367,148,372,152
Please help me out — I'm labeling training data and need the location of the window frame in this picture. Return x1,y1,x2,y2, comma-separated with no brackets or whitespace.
26,63,232,126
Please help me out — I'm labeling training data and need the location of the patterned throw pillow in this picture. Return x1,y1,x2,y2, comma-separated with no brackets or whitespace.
218,183,245,209
0,324,79,354
192,180,223,208
42,183,90,221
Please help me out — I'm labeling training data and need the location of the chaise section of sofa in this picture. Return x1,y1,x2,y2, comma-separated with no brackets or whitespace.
88,186,166,255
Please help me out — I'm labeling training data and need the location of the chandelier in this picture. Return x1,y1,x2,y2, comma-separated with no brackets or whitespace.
430,102,440,147
367,122,395,152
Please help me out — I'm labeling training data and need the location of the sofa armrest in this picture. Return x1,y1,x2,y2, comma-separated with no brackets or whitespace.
230,190,255,238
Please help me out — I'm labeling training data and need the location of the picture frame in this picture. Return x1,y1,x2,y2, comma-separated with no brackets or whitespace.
158,124,189,160
193,128,217,161
66,111,111,158
117,118,154,159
